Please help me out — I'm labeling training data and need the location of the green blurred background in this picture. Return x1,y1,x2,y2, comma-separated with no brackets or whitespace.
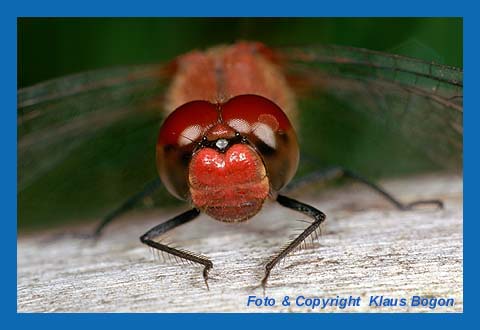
18,18,462,230
19,18,462,87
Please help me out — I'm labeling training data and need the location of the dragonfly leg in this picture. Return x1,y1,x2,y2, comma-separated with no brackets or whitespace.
42,178,162,244
285,166,443,210
261,194,326,290
140,208,213,290
88,178,162,238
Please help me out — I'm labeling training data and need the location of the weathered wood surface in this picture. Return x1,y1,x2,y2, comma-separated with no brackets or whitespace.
17,173,463,312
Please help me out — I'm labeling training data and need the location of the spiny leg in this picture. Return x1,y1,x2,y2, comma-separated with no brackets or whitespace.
261,194,326,290
285,166,443,210
139,208,213,290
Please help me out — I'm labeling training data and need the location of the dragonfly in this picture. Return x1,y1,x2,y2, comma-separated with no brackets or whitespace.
18,41,463,289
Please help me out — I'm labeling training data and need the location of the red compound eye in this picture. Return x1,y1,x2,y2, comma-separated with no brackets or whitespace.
222,94,294,133
221,95,299,193
158,100,219,147
156,100,219,200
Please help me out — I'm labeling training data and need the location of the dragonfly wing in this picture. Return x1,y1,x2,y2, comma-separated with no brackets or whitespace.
18,64,173,227
281,45,462,173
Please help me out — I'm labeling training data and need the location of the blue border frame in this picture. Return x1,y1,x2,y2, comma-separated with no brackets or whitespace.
6,0,473,328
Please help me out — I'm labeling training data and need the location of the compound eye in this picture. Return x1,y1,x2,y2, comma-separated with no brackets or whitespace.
156,100,219,200
221,95,299,192
158,100,219,147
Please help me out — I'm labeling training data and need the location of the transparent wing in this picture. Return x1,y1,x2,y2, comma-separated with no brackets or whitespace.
18,64,174,228
18,45,463,229
279,45,462,175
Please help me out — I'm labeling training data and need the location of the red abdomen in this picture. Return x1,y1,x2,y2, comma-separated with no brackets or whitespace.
164,42,297,127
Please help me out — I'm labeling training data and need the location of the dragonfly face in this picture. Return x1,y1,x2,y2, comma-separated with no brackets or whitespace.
156,94,299,222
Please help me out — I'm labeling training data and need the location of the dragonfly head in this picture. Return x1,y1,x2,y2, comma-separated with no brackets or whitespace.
156,94,299,222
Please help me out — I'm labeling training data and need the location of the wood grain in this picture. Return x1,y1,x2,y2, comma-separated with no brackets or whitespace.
17,173,463,312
